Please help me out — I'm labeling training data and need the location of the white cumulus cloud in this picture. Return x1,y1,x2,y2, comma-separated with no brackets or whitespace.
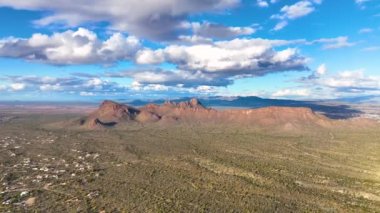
10,83,26,91
136,38,308,76
0,28,140,65
271,0,322,30
0,0,239,40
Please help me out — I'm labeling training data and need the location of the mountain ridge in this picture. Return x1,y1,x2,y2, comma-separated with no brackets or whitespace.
124,96,363,119
78,98,340,130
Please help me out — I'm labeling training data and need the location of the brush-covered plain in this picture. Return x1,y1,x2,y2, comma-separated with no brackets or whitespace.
0,113,379,212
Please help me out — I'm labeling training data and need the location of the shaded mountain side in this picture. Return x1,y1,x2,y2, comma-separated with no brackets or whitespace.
76,98,348,130
125,96,363,119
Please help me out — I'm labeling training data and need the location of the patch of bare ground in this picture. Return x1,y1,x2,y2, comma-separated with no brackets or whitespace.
295,180,380,202
193,157,268,184
25,197,36,206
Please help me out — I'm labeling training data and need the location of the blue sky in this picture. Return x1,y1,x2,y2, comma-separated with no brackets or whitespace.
0,0,379,101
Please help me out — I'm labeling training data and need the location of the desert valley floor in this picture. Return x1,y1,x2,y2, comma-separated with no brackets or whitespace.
0,101,380,212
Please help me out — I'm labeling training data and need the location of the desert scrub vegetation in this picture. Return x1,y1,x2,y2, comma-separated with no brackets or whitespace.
0,114,379,212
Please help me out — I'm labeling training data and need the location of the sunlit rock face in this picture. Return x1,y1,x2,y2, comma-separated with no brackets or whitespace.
84,100,140,128
80,98,338,130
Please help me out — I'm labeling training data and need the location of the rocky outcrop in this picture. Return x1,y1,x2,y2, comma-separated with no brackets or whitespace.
83,100,140,128
162,98,206,109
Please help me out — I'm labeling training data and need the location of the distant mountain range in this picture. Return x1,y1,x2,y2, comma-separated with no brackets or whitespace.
70,98,377,131
333,95,380,104
124,96,363,119
76,99,334,130
2,95,377,119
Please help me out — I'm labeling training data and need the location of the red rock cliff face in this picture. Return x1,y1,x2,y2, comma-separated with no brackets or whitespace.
81,99,332,129
139,98,216,123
